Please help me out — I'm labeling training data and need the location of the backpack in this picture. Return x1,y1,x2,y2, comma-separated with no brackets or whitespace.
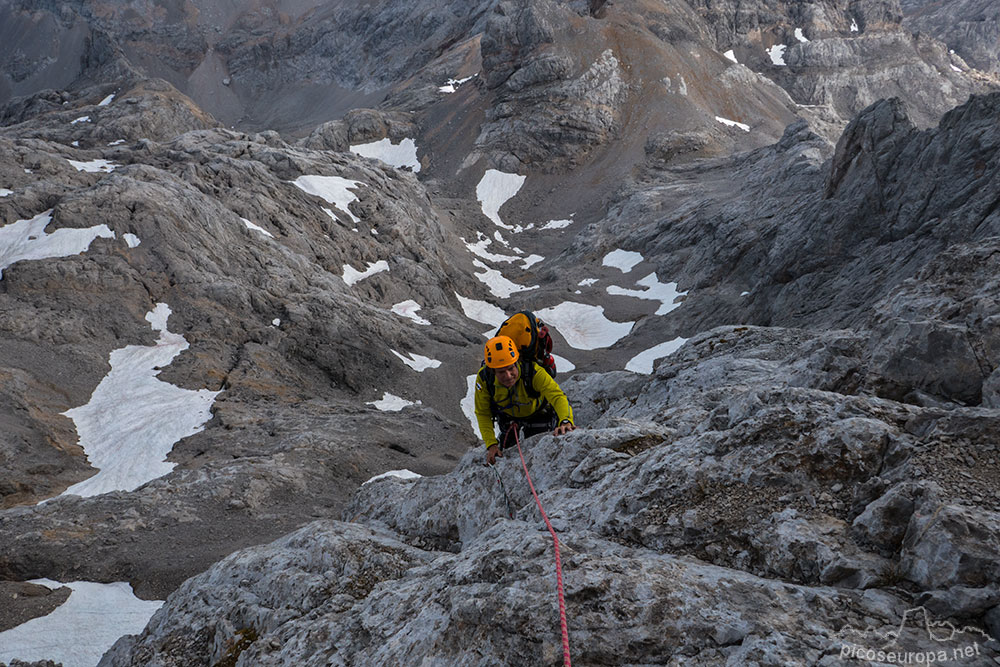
495,310,557,379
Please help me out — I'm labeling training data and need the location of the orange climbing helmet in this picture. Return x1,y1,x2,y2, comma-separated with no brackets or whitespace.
484,335,519,369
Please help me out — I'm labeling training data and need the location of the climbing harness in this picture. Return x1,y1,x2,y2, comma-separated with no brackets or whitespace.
511,425,572,667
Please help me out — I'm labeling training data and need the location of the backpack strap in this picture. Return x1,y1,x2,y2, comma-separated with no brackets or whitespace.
478,363,499,418
478,360,540,421
521,359,540,400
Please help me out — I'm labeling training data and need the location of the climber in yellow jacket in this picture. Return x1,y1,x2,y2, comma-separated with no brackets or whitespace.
475,335,576,465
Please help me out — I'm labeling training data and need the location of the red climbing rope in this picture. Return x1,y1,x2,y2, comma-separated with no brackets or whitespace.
512,425,572,667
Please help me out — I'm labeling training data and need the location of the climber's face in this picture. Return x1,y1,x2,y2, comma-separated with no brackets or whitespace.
495,363,519,388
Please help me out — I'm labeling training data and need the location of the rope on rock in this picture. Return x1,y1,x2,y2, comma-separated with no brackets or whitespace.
512,424,572,667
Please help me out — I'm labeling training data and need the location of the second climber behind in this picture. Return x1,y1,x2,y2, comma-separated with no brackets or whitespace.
475,335,576,465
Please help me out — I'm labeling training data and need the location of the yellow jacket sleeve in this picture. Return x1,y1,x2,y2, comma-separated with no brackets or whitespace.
532,365,574,425
473,371,499,448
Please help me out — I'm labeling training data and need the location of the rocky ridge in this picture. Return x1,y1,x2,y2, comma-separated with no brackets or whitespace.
99,306,1000,664
1,0,1000,665
902,0,1000,77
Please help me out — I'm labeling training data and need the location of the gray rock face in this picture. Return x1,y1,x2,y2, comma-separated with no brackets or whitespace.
0,80,480,591
780,31,984,131
902,0,1000,76
106,518,889,666
0,0,497,132
571,93,1000,395
100,320,1000,664
2,2,1000,665
689,0,900,47
863,240,1000,405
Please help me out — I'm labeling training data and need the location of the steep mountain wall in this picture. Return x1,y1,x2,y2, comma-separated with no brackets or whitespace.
902,0,1000,76
1,2,1000,664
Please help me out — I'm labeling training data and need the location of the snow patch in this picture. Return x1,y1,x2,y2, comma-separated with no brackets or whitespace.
625,337,688,374
392,300,431,325
476,169,526,231
850,18,859,32
767,44,787,66
723,49,739,64
364,469,422,484
272,318,281,326
463,232,523,264
292,175,365,224
350,137,421,173
0,189,11,197
950,64,962,73
578,278,598,287
607,272,687,315
98,94,115,106
462,374,479,440
60,304,222,497
541,219,573,230
535,302,634,350
551,353,576,372
455,293,506,327
0,209,114,279
343,260,389,286
67,158,118,173
0,579,162,667
390,349,441,372
602,249,643,273
439,75,475,93
122,233,141,248
473,259,539,298
241,217,274,238
107,139,125,146
715,116,750,132
70,116,91,124
794,28,809,43
367,392,418,411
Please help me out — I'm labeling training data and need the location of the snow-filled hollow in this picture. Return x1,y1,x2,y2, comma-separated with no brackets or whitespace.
67,158,118,173
59,303,222,497
391,300,431,325
343,260,389,286
439,75,475,93
241,217,274,238
607,273,687,315
455,293,506,328
767,44,787,66
0,579,162,667
625,337,688,374
390,349,441,372
476,170,526,231
536,302,634,350
602,249,644,273
350,137,421,172
0,209,114,279
367,392,419,412
472,259,539,298
364,469,421,484
292,175,365,224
